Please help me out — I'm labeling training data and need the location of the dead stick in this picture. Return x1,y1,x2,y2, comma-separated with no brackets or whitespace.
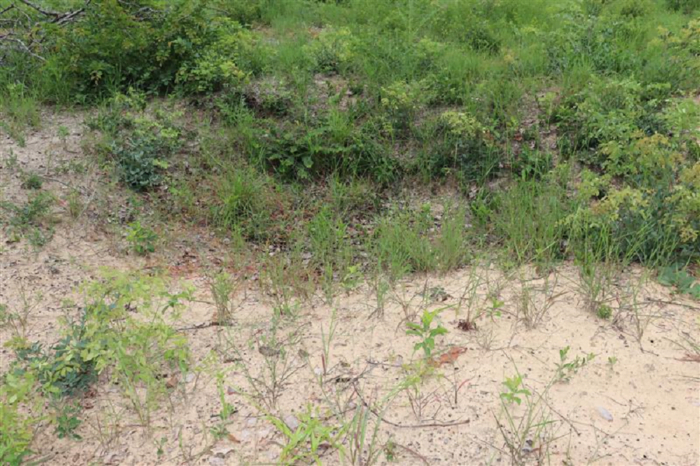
352,383,470,429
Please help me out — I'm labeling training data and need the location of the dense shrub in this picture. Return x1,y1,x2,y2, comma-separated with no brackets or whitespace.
418,110,500,183
2,0,698,268
3,1,257,101
88,92,184,190
555,77,645,161
258,118,397,183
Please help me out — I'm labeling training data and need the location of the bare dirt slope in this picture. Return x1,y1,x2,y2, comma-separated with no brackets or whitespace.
1,115,699,465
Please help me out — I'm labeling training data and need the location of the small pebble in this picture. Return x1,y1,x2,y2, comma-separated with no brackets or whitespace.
284,414,300,430
597,406,613,422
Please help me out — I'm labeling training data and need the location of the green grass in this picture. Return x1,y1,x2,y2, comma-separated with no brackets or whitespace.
1,0,698,299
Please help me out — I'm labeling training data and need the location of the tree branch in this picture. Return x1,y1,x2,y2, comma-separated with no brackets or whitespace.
0,34,45,61
18,0,61,18
0,4,15,16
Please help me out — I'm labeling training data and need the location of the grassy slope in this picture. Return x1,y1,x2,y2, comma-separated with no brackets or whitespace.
1,0,700,463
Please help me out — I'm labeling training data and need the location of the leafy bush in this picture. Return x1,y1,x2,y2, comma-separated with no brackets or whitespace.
418,110,500,183
304,27,356,74
259,118,395,183
173,18,255,95
126,221,158,255
111,132,173,190
8,272,193,433
380,80,425,131
556,77,644,159
91,92,183,190
567,171,699,265
658,264,700,298
666,0,700,15
17,321,99,398
3,1,257,101
0,371,38,466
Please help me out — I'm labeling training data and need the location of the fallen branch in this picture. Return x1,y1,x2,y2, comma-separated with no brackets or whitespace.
18,0,62,18
0,34,45,61
0,0,93,63
394,443,430,465
0,4,15,16
352,382,471,429
644,298,700,312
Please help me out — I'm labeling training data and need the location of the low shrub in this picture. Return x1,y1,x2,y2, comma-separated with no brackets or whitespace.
90,92,184,191
417,110,500,184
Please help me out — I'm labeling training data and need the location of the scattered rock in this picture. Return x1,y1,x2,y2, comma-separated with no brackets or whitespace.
597,406,613,422
284,414,300,431
211,444,236,458
259,345,280,357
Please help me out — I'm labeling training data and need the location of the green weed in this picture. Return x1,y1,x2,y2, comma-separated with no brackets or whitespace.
0,191,55,246
658,264,700,298
0,371,39,466
406,308,449,358
126,221,157,255
20,173,43,190
268,406,345,465
554,346,595,383
210,271,241,326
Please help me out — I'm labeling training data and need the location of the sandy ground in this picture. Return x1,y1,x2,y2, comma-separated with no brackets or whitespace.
1,113,699,466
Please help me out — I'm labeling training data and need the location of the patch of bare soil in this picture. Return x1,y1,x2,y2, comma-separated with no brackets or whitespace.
1,116,698,466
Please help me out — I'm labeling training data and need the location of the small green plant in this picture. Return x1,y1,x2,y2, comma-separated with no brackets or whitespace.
496,367,557,465
383,440,397,462
554,347,595,383
658,265,700,299
210,423,230,440
500,375,531,405
210,271,239,326
236,321,303,411
155,437,167,458
126,221,157,255
66,189,83,219
597,304,613,320
406,308,449,358
607,356,618,370
216,372,236,421
517,274,563,329
57,125,69,145
20,172,43,190
344,400,386,465
1,191,55,246
453,263,486,327
569,221,622,315
0,294,33,343
615,273,656,345
319,310,339,380
0,371,39,465
54,403,82,440
341,265,362,292
268,406,345,465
